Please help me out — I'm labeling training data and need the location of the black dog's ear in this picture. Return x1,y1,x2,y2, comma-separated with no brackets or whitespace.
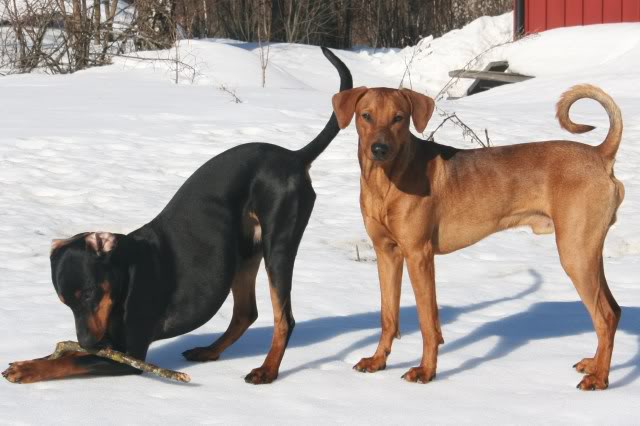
85,232,118,255
50,232,91,255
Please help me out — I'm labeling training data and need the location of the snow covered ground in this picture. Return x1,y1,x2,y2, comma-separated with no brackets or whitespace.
1,12,640,424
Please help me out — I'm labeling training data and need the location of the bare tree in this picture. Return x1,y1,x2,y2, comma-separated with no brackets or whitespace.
257,0,270,87
0,0,514,76
0,0,178,74
210,0,261,41
133,0,175,50
352,0,510,48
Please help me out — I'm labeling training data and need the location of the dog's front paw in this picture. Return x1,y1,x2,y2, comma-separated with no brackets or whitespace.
401,366,436,384
182,347,221,362
573,357,596,374
2,360,46,384
353,356,386,373
577,374,608,391
244,366,277,384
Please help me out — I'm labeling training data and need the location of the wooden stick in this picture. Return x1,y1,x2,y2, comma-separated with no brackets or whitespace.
50,341,191,383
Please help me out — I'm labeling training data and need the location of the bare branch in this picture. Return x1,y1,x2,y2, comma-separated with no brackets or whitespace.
219,84,243,103
50,341,191,383
427,109,489,148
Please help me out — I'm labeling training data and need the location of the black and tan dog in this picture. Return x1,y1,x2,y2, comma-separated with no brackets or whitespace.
2,47,352,385
332,83,624,390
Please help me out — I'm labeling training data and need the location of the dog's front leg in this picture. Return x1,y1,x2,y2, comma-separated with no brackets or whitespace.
354,236,403,373
402,242,443,383
3,351,141,384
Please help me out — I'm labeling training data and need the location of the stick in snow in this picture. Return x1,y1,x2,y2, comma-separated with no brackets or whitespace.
50,341,191,383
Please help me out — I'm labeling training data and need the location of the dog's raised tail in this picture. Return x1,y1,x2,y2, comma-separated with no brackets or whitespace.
556,84,623,164
296,47,353,164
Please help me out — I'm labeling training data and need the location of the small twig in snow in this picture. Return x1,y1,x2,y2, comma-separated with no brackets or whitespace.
218,84,242,103
50,341,190,383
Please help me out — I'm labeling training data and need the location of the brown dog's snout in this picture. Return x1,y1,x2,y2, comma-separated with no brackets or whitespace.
371,143,390,160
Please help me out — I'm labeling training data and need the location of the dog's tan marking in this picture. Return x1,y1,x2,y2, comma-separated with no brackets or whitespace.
182,253,262,362
247,212,262,244
86,281,113,341
3,353,90,383
244,272,292,384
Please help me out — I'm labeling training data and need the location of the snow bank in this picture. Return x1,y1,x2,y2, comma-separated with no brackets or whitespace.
505,23,640,78
373,12,514,97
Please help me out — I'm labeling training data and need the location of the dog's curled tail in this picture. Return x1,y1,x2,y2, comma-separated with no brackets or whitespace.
556,84,623,164
296,47,353,164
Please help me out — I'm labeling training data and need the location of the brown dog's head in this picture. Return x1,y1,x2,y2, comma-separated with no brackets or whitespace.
332,87,435,163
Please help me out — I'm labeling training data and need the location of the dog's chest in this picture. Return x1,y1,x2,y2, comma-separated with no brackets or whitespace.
361,186,433,243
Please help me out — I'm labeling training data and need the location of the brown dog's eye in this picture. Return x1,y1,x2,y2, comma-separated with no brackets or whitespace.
393,115,403,123
361,112,371,122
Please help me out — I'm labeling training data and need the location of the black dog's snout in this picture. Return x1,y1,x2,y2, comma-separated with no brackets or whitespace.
77,333,100,350
371,143,389,160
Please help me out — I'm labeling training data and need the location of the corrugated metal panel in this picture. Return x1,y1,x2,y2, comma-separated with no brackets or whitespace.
604,0,623,21
518,0,640,35
566,0,584,26
622,0,640,22
583,0,603,24
547,0,566,29
527,0,547,32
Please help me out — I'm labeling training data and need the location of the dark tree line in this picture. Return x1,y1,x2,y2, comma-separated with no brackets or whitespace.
172,0,511,48
0,0,509,75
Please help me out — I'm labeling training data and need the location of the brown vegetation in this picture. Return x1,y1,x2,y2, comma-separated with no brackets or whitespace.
0,0,510,74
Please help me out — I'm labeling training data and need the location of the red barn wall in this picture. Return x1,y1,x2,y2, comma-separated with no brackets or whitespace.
522,0,640,33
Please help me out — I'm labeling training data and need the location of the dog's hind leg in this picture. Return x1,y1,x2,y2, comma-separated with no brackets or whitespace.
555,197,621,390
244,182,315,384
182,252,263,362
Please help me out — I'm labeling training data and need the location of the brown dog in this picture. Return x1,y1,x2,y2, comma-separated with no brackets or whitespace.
332,84,624,390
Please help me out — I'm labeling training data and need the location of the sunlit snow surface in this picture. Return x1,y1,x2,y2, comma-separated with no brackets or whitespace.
1,13,639,424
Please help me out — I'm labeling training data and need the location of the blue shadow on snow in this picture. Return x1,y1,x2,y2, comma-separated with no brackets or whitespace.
147,269,639,387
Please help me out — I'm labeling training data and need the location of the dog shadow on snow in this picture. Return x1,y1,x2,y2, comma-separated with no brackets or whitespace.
148,269,640,387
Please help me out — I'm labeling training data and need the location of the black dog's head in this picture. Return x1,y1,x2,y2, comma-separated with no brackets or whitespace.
50,232,126,349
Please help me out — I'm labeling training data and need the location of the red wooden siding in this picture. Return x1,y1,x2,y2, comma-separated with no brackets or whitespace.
547,1,565,28
565,0,584,26
622,0,640,21
520,0,640,34
583,0,604,24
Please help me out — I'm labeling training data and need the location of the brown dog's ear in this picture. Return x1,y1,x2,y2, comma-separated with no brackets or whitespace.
332,87,368,129
85,232,117,255
400,89,435,133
